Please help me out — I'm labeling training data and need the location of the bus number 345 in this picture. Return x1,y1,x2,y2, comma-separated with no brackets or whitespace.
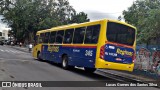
85,50,93,56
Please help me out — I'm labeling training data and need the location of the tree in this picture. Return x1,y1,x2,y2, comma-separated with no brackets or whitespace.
69,12,90,23
118,16,122,21
123,0,160,44
0,0,90,43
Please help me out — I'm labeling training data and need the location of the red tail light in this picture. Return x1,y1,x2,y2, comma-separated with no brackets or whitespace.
100,45,105,59
132,53,136,63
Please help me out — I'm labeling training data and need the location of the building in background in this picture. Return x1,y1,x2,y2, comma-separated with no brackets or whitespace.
2,29,8,40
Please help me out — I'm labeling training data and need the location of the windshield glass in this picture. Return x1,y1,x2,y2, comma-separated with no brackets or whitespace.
107,22,136,46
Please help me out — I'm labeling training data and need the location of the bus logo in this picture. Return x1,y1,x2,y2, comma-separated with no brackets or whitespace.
116,48,133,56
48,45,59,52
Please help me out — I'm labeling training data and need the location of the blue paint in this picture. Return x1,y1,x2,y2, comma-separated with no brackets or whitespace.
41,45,97,68
104,44,134,64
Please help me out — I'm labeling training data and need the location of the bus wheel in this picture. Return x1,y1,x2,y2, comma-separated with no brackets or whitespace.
84,67,96,73
62,55,69,70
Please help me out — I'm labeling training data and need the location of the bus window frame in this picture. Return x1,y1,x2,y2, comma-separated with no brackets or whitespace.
55,30,64,44
73,26,86,44
39,33,45,44
44,32,50,44
84,24,101,44
49,31,57,44
106,22,136,46
63,28,75,44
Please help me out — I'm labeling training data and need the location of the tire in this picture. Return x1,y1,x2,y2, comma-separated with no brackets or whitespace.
62,55,69,70
84,67,96,73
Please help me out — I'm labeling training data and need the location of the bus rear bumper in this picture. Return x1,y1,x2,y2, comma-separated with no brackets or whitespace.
95,59,134,72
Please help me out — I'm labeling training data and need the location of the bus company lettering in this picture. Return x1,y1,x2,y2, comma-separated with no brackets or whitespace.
48,46,59,52
116,48,133,56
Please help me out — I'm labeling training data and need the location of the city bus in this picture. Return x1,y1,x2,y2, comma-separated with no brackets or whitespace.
33,19,136,72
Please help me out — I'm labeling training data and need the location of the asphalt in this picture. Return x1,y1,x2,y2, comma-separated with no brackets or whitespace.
0,45,159,90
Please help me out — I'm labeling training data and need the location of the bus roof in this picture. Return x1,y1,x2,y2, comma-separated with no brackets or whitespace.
36,19,136,35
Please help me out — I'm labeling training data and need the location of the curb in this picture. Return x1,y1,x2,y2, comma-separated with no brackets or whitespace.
97,69,160,88
97,69,142,82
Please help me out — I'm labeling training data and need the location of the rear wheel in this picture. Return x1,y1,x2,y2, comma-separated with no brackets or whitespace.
62,55,69,69
84,67,96,73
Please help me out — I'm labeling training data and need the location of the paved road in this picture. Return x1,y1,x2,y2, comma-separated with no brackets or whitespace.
0,45,159,90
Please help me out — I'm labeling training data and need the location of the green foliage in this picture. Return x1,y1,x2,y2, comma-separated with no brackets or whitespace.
123,0,160,44
69,12,90,23
0,0,90,43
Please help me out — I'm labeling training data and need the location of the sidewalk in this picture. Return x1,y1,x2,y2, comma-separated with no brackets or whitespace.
99,69,158,81
9,45,160,82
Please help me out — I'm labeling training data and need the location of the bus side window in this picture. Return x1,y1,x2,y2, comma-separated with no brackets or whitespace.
49,31,56,43
39,33,44,43
63,29,74,44
44,32,50,43
55,30,64,44
84,25,100,44
73,27,86,44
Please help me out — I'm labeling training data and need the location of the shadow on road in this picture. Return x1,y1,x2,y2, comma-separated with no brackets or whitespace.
35,59,114,81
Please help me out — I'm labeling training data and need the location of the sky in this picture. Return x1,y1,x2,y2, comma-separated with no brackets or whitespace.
0,15,8,32
69,0,135,21
0,0,135,31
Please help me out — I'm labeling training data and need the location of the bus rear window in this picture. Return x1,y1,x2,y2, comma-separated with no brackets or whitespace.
107,22,135,46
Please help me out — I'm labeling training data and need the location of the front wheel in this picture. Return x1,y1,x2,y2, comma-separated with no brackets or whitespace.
84,67,96,73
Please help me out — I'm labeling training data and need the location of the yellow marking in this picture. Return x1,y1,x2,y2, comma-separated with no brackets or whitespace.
116,48,133,56
48,46,59,52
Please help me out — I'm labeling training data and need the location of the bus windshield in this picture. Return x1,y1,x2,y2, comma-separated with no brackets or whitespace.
107,22,135,46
